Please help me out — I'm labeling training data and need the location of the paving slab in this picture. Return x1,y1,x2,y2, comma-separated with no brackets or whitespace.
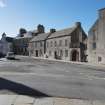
0,95,105,105
33,98,53,105
14,95,34,104
54,98,92,105
0,95,17,105
92,100,105,105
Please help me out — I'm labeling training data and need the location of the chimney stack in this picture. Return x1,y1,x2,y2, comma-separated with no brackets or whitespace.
37,24,45,33
50,29,56,33
99,8,105,19
75,22,81,27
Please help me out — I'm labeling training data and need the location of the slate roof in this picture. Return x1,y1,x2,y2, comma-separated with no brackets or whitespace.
30,32,50,42
6,37,13,42
15,36,32,40
48,26,76,39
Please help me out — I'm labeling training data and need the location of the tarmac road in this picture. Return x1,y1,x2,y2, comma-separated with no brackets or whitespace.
0,56,105,100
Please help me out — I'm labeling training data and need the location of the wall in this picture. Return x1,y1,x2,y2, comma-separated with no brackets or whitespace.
29,41,45,57
46,36,71,61
88,9,105,64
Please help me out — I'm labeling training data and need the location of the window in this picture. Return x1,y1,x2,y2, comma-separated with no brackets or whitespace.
35,42,37,48
55,41,57,47
60,50,63,57
59,40,62,46
98,57,102,62
65,39,68,46
93,30,96,41
49,51,52,56
40,49,42,56
40,42,43,47
31,43,33,48
93,42,96,49
65,50,68,57
50,41,53,47
93,35,96,41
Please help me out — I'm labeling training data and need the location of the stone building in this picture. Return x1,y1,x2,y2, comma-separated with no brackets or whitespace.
13,24,45,55
13,35,32,55
0,33,14,56
29,29,55,57
88,8,105,64
46,22,87,62
29,22,87,62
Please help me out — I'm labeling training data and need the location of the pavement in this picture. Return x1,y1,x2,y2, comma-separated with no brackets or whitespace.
0,95,105,105
31,56,105,68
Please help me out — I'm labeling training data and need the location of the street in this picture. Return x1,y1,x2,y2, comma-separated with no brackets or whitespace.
0,56,105,100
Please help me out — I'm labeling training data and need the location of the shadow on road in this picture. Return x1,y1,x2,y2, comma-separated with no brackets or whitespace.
7,58,20,61
0,77,50,98
14,58,20,61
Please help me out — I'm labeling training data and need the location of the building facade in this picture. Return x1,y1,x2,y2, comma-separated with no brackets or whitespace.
29,27,55,57
88,8,105,64
0,33,14,56
13,24,45,56
29,22,87,62
29,33,50,57
13,36,32,55
46,22,87,62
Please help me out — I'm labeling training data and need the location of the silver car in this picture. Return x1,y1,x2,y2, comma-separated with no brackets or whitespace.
6,52,15,59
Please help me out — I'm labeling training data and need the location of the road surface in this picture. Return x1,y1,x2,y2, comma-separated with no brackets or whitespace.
0,56,105,100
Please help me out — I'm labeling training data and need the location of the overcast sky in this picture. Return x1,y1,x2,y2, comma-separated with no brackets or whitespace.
0,0,105,38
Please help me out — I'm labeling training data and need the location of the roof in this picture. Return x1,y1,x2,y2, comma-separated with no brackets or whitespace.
99,7,105,11
48,27,76,39
88,19,99,34
6,37,13,42
30,32,50,42
15,36,32,40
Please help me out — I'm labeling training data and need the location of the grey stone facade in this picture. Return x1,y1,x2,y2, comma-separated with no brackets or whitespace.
29,30,52,57
13,36,32,55
46,22,87,62
29,22,87,62
88,8,105,64
13,24,45,56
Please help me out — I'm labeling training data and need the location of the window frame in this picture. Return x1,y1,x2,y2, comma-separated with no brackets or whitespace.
55,41,57,47
65,39,68,46
59,40,62,46
65,50,68,57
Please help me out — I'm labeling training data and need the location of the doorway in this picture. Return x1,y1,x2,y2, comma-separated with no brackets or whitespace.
71,50,79,61
54,51,57,59
36,50,38,57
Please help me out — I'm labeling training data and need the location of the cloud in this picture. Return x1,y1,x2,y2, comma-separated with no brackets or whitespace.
0,0,6,8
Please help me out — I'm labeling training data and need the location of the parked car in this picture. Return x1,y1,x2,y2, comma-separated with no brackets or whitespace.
6,52,15,59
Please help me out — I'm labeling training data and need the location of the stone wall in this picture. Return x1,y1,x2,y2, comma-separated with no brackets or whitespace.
88,8,105,64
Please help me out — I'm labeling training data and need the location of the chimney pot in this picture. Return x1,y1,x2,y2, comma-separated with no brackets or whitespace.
50,29,56,33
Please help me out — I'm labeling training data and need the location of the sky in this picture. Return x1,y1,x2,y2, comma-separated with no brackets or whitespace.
0,0,105,38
